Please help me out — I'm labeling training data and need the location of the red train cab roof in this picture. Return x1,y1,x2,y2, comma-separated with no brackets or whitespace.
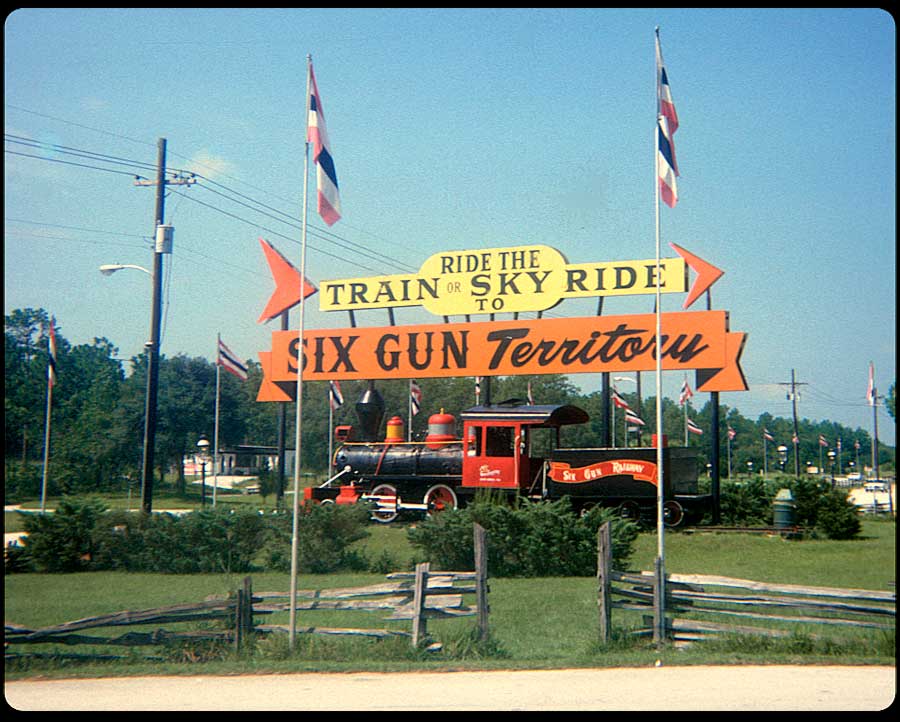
460,401,589,428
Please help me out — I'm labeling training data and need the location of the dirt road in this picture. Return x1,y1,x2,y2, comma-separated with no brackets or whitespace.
5,665,896,710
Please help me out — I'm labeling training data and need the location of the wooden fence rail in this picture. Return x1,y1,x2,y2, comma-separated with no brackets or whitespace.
596,522,896,646
6,524,489,659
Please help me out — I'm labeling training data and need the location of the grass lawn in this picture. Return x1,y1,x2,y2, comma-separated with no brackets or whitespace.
4,518,895,678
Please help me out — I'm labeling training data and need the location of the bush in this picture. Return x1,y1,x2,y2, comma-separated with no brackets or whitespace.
816,488,862,540
407,497,639,577
20,496,108,572
262,503,371,573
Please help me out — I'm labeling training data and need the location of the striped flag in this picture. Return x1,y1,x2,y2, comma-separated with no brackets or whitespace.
410,380,422,416
818,434,829,447
657,116,678,208
625,409,645,427
217,337,248,381
307,62,341,226
792,433,799,445
686,417,703,435
679,378,693,405
763,428,775,442
47,316,57,389
656,29,679,207
655,29,679,164
727,427,736,440
329,380,344,411
612,388,630,410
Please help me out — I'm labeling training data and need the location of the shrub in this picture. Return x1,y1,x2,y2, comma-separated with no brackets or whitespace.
816,488,862,540
407,497,638,577
20,496,108,572
262,503,370,573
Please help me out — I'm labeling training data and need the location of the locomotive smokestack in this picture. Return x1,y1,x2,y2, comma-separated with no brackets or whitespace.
355,380,385,442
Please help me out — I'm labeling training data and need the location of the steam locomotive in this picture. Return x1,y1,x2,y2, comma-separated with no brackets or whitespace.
304,385,711,526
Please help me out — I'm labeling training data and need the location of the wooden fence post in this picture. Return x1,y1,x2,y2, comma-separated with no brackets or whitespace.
411,561,430,647
234,585,243,653
474,523,489,641
596,521,612,644
242,576,253,648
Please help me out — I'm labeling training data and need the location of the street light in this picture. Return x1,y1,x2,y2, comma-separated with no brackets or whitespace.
777,445,788,473
827,449,836,489
197,435,210,506
99,264,151,277
99,222,171,514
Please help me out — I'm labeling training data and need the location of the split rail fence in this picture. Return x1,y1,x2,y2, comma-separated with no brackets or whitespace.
6,525,489,660
596,521,896,646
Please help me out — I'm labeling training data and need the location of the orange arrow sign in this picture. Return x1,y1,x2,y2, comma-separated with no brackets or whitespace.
258,237,318,323
696,332,748,392
670,243,724,309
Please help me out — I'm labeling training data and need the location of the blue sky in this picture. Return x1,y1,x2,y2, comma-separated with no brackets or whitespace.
4,8,895,446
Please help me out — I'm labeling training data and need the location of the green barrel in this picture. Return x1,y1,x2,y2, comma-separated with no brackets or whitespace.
773,488,796,529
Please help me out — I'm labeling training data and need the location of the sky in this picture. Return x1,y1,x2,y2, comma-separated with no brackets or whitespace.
4,8,896,446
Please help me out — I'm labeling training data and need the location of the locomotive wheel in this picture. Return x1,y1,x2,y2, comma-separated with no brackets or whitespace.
616,500,641,521
663,500,685,527
424,484,458,516
370,483,400,524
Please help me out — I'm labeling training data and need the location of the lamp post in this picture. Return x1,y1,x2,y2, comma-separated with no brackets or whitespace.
777,445,788,474
197,435,210,506
827,449,836,489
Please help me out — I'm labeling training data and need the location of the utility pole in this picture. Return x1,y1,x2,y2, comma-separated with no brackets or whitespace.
135,138,195,513
778,369,807,477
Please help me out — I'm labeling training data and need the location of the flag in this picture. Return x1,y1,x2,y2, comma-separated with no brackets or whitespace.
329,380,344,411
47,316,57,389
727,427,736,440
475,376,481,404
763,428,775,442
217,337,248,381
792,433,799,445
625,409,645,426
679,378,693,406
410,380,422,416
657,116,678,208
527,381,534,405
612,388,630,410
655,29,679,169
307,62,341,226
818,434,829,447
866,361,875,406
686,417,703,435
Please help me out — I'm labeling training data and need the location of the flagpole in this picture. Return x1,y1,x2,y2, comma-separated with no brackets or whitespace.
328,386,334,471
213,333,221,507
408,380,413,442
289,53,314,651
653,26,667,648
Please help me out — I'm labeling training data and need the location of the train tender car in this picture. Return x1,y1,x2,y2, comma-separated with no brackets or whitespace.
304,391,710,526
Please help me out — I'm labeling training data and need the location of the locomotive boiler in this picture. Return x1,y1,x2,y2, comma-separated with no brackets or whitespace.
304,386,711,526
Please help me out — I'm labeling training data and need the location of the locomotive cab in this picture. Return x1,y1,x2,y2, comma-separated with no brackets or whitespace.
460,403,589,496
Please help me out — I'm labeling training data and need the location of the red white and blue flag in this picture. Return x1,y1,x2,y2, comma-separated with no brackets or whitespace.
307,62,341,226
625,409,645,427
819,434,829,448
47,316,57,389
763,428,775,442
612,388,630,410
410,380,423,416
686,417,703,436
329,380,344,411
657,117,678,208
217,337,248,381
679,378,693,406
656,29,679,207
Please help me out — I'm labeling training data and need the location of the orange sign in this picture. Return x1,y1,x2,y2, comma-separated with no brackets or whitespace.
261,311,730,385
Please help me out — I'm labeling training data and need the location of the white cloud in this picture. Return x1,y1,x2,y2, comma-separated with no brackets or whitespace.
184,150,236,180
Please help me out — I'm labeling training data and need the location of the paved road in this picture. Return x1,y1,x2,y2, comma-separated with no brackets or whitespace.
5,666,896,710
